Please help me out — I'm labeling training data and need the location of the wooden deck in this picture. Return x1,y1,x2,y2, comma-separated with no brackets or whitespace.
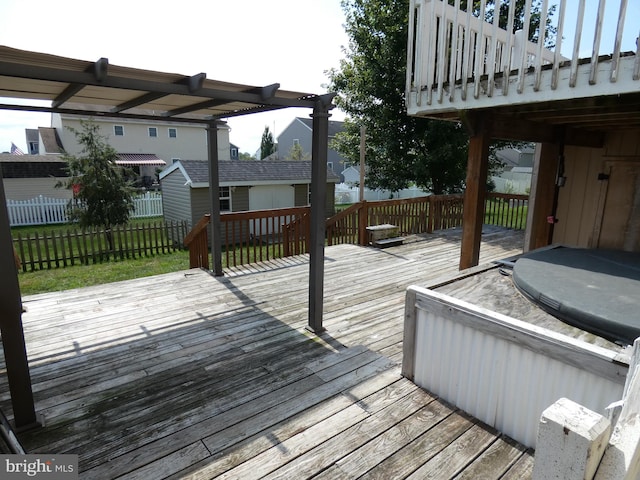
2,227,533,479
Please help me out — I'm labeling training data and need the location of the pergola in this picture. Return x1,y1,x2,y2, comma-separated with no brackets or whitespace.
0,45,334,430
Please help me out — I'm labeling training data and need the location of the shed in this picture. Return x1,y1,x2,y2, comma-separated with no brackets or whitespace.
160,160,339,230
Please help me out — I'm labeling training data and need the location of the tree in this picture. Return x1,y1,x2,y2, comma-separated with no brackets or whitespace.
285,143,310,161
328,0,469,194
328,0,553,194
239,152,256,161
57,120,135,250
260,126,276,159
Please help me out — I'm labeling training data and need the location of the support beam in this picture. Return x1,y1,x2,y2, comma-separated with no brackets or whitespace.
307,101,332,333
0,171,39,430
460,120,491,270
207,122,224,277
524,142,560,251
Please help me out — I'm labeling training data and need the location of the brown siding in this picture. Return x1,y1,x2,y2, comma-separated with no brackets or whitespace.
553,128,640,250
190,188,211,227
294,184,309,206
232,187,250,211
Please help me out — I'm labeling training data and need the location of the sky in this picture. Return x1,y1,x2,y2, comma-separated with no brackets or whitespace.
0,0,350,155
0,1,637,155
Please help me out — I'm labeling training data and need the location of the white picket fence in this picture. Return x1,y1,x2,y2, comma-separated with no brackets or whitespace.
7,192,163,227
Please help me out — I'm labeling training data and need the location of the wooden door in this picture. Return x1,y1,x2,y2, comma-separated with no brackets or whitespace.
596,161,640,251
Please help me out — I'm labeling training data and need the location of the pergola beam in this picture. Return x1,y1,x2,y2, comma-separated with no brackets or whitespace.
0,61,317,109
112,73,207,113
52,57,109,108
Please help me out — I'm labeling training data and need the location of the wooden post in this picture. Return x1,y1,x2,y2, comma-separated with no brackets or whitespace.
0,171,39,431
524,142,560,251
308,99,332,334
460,125,490,270
532,398,611,480
207,122,224,276
359,126,366,202
358,201,369,246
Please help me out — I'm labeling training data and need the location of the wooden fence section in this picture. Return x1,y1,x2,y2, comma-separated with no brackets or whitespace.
14,220,188,272
7,192,163,227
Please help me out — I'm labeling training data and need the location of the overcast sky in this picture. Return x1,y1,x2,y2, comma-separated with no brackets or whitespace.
0,0,349,154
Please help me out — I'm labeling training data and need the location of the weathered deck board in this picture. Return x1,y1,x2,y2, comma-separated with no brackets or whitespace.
1,227,533,478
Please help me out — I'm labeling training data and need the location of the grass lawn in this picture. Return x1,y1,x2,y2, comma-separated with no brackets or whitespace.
18,250,191,296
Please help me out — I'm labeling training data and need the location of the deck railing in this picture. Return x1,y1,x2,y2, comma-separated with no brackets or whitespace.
186,193,528,270
407,0,639,115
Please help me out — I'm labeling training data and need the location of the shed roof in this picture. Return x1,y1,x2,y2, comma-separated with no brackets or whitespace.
161,160,340,187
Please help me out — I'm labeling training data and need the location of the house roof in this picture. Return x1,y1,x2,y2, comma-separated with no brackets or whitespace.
160,160,340,187
0,45,333,123
38,127,64,154
0,153,65,163
296,117,344,137
116,153,166,167
25,128,38,144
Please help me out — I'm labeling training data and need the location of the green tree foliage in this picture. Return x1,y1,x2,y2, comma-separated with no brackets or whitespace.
239,152,256,161
57,121,135,247
285,143,310,161
260,126,276,159
328,0,469,194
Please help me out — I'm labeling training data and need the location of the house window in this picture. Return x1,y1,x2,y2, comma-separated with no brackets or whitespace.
114,125,124,136
293,139,300,146
148,127,158,138
219,186,231,212
168,128,177,138
307,184,312,205
28,141,39,154
230,147,238,160
327,162,333,171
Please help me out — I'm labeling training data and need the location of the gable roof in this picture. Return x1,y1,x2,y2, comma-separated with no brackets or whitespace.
38,127,64,154
295,117,344,138
25,128,39,144
160,160,340,187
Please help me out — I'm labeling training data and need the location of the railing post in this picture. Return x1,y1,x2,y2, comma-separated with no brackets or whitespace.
358,200,368,245
427,196,434,233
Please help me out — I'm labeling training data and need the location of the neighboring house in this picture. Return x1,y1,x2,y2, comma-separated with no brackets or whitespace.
159,160,339,231
341,165,362,186
0,154,71,200
229,143,239,161
24,127,65,155
277,117,347,179
491,145,535,194
51,113,232,186
25,129,39,154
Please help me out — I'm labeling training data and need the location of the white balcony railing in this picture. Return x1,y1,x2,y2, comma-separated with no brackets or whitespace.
406,0,640,116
